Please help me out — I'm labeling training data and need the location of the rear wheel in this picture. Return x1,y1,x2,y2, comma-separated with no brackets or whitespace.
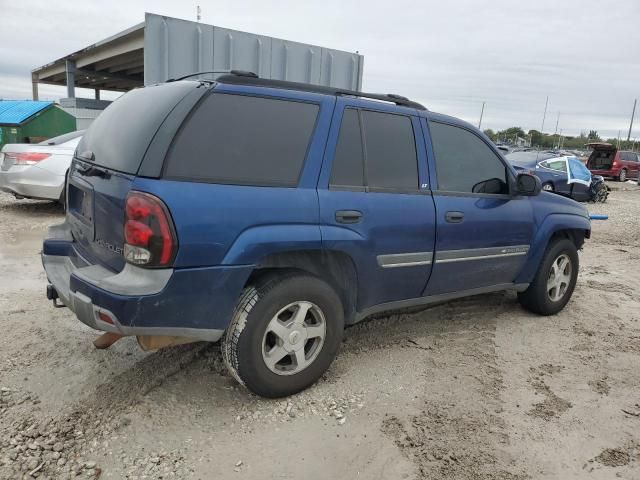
618,169,627,182
542,182,554,192
222,272,344,398
518,238,579,315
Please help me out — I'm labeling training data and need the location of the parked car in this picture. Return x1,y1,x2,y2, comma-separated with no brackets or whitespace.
586,143,640,182
42,73,591,397
506,151,608,202
0,130,84,203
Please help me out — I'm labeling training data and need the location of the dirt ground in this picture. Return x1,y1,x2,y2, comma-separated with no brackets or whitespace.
0,183,639,480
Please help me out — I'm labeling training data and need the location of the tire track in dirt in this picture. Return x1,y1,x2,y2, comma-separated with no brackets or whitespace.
380,294,526,479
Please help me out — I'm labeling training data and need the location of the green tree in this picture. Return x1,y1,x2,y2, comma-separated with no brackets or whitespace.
483,128,496,140
528,129,543,146
587,130,600,141
497,127,526,141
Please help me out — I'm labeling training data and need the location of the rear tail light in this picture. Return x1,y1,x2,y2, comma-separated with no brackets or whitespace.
123,191,177,267
5,152,51,165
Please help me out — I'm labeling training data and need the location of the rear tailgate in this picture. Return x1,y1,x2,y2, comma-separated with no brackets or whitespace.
586,145,616,170
67,81,203,272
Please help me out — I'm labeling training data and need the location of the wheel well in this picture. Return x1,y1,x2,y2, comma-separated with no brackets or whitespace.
246,250,358,323
549,229,586,250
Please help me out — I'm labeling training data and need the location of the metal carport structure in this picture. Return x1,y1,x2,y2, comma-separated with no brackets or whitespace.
31,13,364,102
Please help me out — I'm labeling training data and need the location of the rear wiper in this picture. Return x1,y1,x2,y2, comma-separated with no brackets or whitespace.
77,150,95,162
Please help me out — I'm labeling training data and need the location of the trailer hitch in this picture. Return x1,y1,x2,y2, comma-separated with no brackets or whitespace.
46,284,66,308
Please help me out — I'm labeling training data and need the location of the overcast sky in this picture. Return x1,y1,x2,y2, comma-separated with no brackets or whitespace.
1,0,639,138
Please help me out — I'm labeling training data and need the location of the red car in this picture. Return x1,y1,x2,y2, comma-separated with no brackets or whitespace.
586,143,640,182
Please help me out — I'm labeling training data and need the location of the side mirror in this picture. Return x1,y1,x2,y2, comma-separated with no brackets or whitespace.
516,173,542,196
472,178,508,194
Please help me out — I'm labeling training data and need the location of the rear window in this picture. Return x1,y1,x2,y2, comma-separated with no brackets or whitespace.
164,93,319,187
77,82,196,174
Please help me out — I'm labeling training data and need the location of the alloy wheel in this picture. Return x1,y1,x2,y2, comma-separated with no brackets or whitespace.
546,254,572,302
262,301,326,375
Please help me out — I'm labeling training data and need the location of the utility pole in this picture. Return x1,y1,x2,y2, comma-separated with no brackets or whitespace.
478,101,485,129
554,112,560,135
197,5,201,22
541,96,548,133
617,131,621,149
628,99,637,142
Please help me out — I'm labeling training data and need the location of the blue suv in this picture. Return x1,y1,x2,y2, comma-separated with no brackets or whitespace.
42,71,591,397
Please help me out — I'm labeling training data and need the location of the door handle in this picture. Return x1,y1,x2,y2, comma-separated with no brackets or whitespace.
445,211,464,223
335,210,363,224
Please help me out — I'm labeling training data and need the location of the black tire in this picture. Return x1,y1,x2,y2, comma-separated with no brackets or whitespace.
222,273,344,398
58,169,69,211
57,187,66,211
542,182,554,192
518,238,579,316
617,169,627,182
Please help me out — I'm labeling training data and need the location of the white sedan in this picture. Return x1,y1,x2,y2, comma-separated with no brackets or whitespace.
0,130,83,204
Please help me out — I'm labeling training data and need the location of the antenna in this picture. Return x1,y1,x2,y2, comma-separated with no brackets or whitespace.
197,5,202,22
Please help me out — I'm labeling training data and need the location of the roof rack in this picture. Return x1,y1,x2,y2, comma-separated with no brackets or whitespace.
215,72,427,110
166,69,258,82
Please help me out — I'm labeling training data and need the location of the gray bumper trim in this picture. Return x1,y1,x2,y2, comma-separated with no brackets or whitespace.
73,263,173,296
70,290,224,341
42,250,224,342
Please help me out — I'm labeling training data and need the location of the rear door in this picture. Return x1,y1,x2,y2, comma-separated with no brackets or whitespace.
67,81,201,272
318,99,436,311
423,118,535,296
621,151,639,177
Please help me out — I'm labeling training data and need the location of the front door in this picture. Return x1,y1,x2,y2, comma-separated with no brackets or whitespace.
318,100,436,311
422,118,535,296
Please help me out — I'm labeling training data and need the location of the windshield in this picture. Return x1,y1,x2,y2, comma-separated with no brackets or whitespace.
506,151,556,165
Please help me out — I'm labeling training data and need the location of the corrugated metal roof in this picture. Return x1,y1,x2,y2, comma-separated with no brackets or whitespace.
0,101,53,126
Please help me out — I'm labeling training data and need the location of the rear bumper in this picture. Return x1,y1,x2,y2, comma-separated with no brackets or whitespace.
0,165,64,200
42,222,253,341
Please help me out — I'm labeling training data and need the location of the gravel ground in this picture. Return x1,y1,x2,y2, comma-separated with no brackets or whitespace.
0,182,639,480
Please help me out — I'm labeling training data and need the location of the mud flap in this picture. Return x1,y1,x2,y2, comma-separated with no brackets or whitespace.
136,335,197,351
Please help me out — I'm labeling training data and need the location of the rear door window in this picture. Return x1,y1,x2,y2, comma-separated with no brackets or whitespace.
540,159,567,172
361,110,418,190
330,109,365,188
165,93,319,187
329,108,419,191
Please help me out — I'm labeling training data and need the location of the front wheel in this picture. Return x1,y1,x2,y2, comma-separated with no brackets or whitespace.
222,273,344,398
518,238,579,315
542,182,554,192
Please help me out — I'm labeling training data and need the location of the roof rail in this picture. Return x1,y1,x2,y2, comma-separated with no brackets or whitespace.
167,69,258,82
215,73,427,110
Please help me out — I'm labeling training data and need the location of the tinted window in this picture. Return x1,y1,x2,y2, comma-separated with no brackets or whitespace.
621,152,638,162
79,82,195,173
362,111,418,189
330,109,364,187
165,93,319,186
429,122,508,194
